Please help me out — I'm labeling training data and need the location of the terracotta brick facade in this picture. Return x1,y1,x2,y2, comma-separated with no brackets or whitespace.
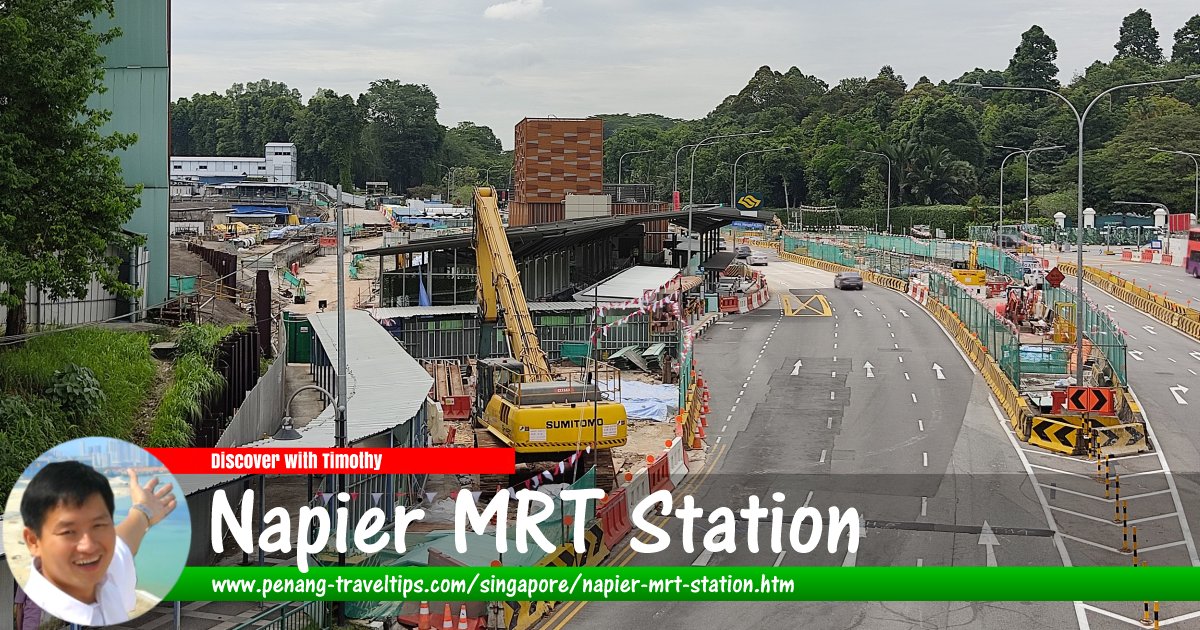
510,117,604,227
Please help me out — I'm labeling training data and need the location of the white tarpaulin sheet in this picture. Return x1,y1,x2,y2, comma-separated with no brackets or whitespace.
614,380,680,422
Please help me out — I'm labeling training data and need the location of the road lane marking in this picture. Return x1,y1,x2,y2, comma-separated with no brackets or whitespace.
819,449,827,463
803,491,814,507
905,372,910,380
773,551,787,566
721,425,728,432
830,391,835,400
898,356,904,363
827,417,833,429
911,393,918,403
921,497,927,516
923,452,928,467
918,420,924,432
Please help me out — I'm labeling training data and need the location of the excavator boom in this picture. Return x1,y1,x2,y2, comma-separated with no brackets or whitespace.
474,186,553,381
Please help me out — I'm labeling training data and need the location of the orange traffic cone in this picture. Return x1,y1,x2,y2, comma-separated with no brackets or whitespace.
697,423,707,439
417,601,431,630
456,604,470,630
442,604,454,629
700,414,708,427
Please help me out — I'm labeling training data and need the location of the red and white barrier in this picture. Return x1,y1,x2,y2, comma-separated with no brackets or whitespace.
1120,249,1184,266
908,279,929,306
666,436,689,487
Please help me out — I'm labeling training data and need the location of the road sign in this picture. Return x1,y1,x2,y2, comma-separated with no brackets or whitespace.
1066,386,1114,413
1150,239,1162,250
737,193,763,210
1045,267,1065,288
731,220,764,229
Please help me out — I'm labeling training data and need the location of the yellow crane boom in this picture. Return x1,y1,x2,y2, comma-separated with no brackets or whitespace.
473,186,553,381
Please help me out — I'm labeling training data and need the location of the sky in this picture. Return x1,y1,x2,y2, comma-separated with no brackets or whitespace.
170,1,1199,150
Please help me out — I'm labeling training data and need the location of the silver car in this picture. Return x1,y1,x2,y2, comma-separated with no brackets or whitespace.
834,271,864,290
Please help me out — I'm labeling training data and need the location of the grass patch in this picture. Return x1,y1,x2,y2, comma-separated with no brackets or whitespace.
0,328,157,505
146,323,237,447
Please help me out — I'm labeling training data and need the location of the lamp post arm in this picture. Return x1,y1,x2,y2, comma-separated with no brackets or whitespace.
286,384,336,411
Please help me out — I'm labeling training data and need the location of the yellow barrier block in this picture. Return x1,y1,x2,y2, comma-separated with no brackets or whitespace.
1028,416,1085,455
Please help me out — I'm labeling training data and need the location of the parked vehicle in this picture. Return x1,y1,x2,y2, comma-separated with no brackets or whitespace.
834,271,864,290
748,253,769,266
735,245,751,259
716,277,745,294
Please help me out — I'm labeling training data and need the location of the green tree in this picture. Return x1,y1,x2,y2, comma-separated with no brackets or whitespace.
358,80,444,192
0,0,143,336
215,79,302,156
1172,15,1200,65
289,88,362,188
1006,25,1060,90
170,92,229,156
1115,9,1164,64
1090,114,1200,212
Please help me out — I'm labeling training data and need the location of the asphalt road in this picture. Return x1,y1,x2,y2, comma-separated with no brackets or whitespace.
1046,249,1200,307
549,250,1080,630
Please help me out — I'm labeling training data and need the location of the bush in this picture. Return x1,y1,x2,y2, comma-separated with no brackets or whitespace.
147,325,231,447
44,363,106,424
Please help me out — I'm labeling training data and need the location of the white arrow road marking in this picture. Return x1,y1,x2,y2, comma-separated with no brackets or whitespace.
1105,304,1116,312
1190,352,1200,362
900,309,910,318
841,515,867,567
932,363,946,380
854,309,863,317
1130,350,1144,361
979,521,1000,567
1170,385,1190,405
1144,325,1158,335
863,362,875,378
791,359,803,375
693,533,725,566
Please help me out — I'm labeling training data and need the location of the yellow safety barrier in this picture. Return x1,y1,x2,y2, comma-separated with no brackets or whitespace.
1091,422,1149,457
1028,416,1086,455
1058,262,1200,342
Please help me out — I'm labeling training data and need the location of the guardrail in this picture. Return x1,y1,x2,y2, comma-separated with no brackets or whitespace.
1059,261,1200,342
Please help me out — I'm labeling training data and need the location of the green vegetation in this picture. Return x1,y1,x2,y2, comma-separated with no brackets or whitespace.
1,0,145,335
169,11,1199,217
147,323,235,447
0,328,156,504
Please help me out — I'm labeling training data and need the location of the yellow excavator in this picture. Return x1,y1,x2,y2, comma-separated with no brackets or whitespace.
471,186,628,494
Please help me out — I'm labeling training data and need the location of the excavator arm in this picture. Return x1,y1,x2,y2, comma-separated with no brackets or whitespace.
474,186,553,381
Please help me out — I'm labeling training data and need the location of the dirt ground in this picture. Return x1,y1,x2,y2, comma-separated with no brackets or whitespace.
612,419,676,477
275,234,385,314
168,241,254,325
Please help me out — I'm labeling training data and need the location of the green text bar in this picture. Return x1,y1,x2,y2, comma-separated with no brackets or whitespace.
167,566,1200,601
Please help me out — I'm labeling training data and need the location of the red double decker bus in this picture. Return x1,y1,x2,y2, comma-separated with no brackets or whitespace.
1188,227,1200,278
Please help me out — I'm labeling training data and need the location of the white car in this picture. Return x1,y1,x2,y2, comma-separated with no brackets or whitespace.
748,254,769,266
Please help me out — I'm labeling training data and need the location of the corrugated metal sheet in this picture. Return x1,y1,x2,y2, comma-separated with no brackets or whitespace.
573,266,681,302
177,310,431,495
372,301,611,319
91,0,169,68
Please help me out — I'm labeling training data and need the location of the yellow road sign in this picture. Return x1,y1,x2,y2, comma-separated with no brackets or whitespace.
737,194,762,210
781,293,832,317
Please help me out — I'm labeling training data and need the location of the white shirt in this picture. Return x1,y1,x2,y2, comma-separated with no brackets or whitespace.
24,536,138,626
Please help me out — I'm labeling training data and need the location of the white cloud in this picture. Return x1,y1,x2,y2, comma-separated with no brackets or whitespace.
483,0,545,21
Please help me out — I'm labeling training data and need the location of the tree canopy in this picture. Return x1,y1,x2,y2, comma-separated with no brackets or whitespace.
1,0,143,336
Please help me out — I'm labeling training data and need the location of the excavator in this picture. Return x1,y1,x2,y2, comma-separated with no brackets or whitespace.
471,186,628,495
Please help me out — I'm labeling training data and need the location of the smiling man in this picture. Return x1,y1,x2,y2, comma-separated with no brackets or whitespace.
19,461,177,626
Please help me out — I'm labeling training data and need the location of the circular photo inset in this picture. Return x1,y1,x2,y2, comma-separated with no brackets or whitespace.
4,436,191,627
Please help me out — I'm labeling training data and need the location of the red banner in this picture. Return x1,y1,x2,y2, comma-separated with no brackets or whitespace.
146,448,515,475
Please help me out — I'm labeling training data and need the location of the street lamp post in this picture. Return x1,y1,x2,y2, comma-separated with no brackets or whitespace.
682,130,772,313
619,150,652,186
997,148,1025,245
436,163,454,203
957,75,1200,385
1149,147,1200,218
673,143,701,211
861,151,892,234
334,186,350,626
998,144,1066,228
732,146,791,208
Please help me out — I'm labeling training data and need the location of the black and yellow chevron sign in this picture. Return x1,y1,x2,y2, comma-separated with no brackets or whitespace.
737,193,762,209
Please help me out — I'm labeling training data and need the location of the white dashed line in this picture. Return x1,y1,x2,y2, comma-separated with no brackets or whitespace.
891,332,895,338
831,371,836,378
921,496,927,516
803,491,814,507
1170,358,1177,363
917,558,924,567
898,356,904,363
735,397,741,404
739,390,744,396
905,372,910,380
923,452,928,467
819,450,827,463
726,415,733,423
918,420,924,432
1148,345,1158,352
894,343,899,349
827,417,833,429
715,436,722,444
911,393,918,403
731,405,737,412
722,425,728,432
830,391,835,400
834,343,838,349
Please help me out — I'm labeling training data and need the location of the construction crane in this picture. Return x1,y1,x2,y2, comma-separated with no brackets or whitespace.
471,186,628,494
